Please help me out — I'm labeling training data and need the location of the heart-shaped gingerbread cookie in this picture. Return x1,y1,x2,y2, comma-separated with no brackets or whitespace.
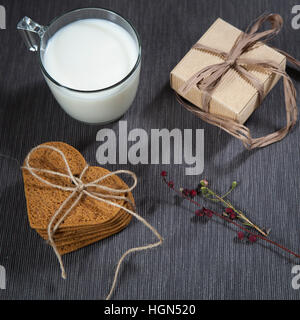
22,142,134,255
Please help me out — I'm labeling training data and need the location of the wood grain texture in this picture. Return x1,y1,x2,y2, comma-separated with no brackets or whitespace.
0,0,300,300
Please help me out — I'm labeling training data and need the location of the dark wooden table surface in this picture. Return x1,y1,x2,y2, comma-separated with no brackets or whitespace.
0,0,300,300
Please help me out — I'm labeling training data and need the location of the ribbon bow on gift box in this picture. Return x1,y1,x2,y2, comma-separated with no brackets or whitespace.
177,13,300,149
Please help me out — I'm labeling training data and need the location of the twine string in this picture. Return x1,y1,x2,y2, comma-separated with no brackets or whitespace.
177,13,300,150
22,145,163,300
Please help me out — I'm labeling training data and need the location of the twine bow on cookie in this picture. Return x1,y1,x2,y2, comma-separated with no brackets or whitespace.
177,13,300,149
22,145,163,300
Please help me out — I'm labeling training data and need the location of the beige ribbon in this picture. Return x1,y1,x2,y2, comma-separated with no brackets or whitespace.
22,145,163,300
177,13,300,149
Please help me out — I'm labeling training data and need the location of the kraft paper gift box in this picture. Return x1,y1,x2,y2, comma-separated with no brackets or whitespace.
170,18,286,124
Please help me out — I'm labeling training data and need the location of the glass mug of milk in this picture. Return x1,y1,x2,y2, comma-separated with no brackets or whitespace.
17,8,141,124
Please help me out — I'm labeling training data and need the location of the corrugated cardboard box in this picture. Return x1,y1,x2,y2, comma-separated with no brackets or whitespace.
170,18,286,124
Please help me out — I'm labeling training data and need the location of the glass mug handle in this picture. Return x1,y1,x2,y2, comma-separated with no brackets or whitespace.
17,16,46,52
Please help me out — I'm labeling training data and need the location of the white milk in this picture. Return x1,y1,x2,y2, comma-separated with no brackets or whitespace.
42,18,140,124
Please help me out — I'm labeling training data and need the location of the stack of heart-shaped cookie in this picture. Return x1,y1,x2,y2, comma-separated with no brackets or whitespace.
22,142,133,255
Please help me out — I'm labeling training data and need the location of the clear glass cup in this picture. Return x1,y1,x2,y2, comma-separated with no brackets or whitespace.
17,8,141,124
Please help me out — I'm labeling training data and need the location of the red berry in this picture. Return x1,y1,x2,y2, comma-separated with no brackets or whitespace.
229,213,237,220
182,189,190,196
161,171,167,177
168,181,174,188
225,208,234,214
204,208,213,218
195,209,204,217
237,232,244,240
190,190,197,197
249,235,257,243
